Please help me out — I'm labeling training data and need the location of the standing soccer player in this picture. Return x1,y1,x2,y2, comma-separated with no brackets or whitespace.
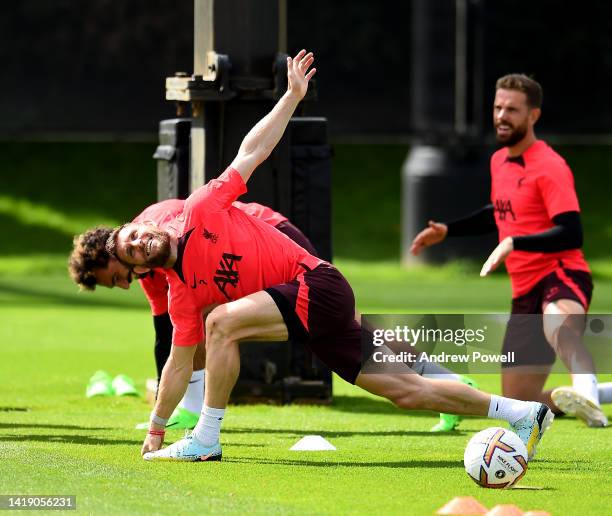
411,74,610,427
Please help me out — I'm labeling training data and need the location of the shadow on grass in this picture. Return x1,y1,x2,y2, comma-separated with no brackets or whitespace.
330,395,435,417
0,422,109,431
223,427,467,437
0,407,30,412
0,434,140,445
535,458,603,472
509,486,556,491
0,432,268,448
225,456,462,469
0,281,144,310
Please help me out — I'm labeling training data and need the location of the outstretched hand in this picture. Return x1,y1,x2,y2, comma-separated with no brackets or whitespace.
480,237,513,277
287,49,316,100
410,220,448,256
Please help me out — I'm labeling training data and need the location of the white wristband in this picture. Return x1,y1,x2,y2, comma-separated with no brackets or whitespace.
150,412,168,427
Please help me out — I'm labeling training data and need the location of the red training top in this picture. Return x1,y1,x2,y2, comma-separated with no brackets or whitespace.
167,167,323,346
136,199,295,316
232,201,288,227
490,140,590,297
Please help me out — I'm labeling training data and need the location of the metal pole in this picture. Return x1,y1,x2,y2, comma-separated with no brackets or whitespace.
191,0,214,192
471,0,485,136
278,0,287,54
455,0,467,135
411,0,428,133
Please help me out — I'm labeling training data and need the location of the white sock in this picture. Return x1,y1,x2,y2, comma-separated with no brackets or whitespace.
598,382,612,404
413,354,462,382
178,369,205,414
193,405,225,446
572,374,599,405
487,394,531,425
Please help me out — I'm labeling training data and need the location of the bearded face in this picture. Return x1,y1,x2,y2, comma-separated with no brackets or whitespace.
115,223,172,269
495,117,529,147
493,89,534,148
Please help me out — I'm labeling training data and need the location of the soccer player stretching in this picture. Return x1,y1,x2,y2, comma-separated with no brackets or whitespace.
411,74,610,427
107,53,554,462
69,199,317,429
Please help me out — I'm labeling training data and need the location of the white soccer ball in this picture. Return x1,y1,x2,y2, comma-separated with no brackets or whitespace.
464,427,528,488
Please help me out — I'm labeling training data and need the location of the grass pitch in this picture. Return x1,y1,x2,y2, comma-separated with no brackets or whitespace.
1,271,611,515
1,140,611,514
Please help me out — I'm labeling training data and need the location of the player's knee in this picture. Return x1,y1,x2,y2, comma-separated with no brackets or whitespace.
547,322,583,358
205,306,234,348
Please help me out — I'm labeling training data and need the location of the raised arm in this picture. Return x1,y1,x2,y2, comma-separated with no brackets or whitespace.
230,49,316,183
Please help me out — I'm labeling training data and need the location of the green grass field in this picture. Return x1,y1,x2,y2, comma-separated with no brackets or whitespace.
1,268,611,515
1,142,611,514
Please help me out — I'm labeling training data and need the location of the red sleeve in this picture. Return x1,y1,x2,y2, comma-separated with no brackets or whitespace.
184,167,247,219
537,162,580,219
168,285,204,347
139,270,169,316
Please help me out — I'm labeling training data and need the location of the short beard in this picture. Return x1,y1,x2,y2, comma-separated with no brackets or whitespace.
496,123,528,148
145,229,171,268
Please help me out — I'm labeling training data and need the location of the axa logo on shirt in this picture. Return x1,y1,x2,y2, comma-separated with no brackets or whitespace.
494,199,516,221
214,253,242,300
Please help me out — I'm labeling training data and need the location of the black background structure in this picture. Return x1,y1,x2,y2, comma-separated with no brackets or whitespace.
2,0,612,137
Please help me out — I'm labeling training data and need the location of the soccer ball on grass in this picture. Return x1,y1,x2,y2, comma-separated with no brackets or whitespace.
463,427,528,488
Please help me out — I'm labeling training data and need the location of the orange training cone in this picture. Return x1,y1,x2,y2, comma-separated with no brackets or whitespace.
437,496,488,515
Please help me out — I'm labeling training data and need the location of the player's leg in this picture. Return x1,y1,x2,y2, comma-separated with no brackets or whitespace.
499,292,560,408
354,346,553,459
355,354,489,415
301,268,555,459
143,290,289,461
358,314,479,431
543,299,594,379
597,383,612,404
545,298,608,426
502,367,556,410
153,313,173,385
202,292,288,409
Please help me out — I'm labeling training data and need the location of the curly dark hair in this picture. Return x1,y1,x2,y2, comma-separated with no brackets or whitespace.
68,226,113,290
105,224,127,261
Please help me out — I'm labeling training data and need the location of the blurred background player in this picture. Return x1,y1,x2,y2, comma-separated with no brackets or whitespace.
69,198,317,429
411,74,610,427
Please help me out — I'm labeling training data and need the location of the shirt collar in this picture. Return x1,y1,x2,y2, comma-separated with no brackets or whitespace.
504,155,525,168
